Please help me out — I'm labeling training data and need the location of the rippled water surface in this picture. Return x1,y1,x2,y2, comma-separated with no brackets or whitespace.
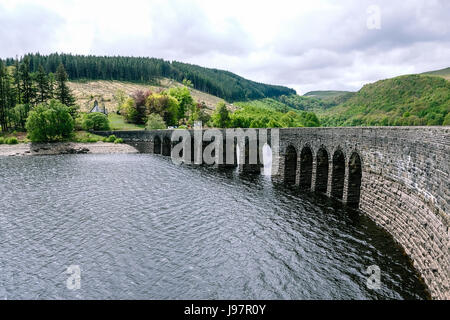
0,154,428,299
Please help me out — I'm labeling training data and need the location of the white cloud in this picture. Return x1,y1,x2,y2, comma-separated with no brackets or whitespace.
0,0,449,94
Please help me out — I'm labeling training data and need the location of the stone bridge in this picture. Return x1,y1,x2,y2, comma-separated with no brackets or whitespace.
95,126,449,299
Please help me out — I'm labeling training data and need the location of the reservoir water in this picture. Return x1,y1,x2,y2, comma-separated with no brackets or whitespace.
0,154,428,299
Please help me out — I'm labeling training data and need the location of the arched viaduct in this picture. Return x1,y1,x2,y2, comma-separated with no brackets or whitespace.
95,126,449,299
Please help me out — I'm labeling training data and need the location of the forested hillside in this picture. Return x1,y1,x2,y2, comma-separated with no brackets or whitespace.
422,67,450,80
304,90,353,100
319,75,450,126
3,53,295,102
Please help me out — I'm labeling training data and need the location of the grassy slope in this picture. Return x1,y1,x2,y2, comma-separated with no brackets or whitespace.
304,90,353,100
69,78,234,114
422,67,450,81
108,114,144,131
320,74,450,126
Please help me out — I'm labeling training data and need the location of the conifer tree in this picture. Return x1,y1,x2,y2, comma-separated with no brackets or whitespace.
0,61,8,131
35,64,49,103
19,56,34,106
13,58,21,104
48,72,55,99
55,63,76,107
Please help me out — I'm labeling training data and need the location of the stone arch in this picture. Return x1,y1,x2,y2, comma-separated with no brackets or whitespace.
153,135,161,154
162,136,171,156
315,147,329,193
284,145,297,185
347,152,362,208
299,145,313,190
331,149,345,200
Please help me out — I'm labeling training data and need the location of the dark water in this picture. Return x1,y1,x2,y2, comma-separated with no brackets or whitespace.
0,154,428,299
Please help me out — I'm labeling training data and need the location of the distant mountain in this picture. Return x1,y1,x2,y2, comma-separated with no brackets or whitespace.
320,74,450,126
422,67,450,80
4,53,296,103
304,90,355,106
304,90,353,100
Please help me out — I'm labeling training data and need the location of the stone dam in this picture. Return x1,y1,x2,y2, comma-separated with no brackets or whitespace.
95,126,449,299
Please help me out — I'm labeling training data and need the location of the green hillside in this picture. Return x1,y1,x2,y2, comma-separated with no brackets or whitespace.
304,90,353,99
232,100,320,128
320,74,450,126
234,94,335,113
422,67,450,80
3,53,295,102
303,90,355,106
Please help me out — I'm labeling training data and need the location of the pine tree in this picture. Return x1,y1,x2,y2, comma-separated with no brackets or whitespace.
35,64,49,103
19,56,34,106
48,72,55,99
13,59,21,104
0,61,8,131
212,102,230,128
55,63,75,106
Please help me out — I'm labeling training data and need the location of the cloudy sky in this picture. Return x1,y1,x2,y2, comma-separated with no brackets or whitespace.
1,0,449,94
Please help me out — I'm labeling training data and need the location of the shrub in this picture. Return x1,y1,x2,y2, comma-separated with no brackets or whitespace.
6,137,18,144
146,113,166,130
114,138,124,144
81,112,110,131
106,135,117,143
0,137,4,144
25,100,74,142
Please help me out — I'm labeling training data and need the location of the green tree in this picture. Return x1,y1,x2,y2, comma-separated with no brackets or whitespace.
182,79,193,88
145,93,179,126
35,64,50,103
146,113,166,129
81,112,110,131
55,63,76,113
211,102,230,128
9,104,29,131
47,72,55,99
19,56,34,106
168,86,194,121
26,100,74,142
0,61,9,131
187,102,211,126
121,97,138,123
13,59,21,104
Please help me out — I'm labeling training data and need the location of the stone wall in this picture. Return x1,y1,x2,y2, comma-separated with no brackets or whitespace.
95,127,449,299
274,127,449,300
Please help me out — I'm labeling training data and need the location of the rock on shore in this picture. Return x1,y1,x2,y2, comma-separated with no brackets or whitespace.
0,142,139,157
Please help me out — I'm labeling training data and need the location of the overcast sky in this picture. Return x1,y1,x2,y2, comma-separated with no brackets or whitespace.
1,0,449,94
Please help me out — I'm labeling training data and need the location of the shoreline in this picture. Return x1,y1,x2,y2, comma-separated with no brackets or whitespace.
0,141,139,157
